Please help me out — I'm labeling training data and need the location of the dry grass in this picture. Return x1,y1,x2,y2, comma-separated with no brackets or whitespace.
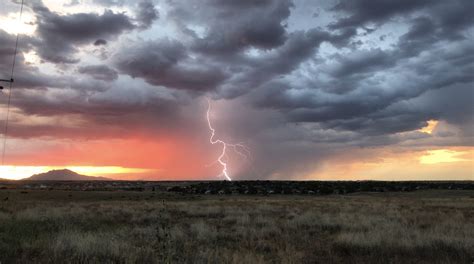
0,190,472,263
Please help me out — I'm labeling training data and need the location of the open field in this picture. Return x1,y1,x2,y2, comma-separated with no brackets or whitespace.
0,187,473,263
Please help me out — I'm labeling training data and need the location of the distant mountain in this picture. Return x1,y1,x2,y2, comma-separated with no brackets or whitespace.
26,169,111,181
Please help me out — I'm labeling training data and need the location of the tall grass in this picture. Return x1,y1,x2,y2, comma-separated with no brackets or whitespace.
0,190,472,263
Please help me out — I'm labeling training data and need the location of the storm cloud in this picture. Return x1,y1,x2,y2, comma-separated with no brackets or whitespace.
78,64,118,81
31,3,135,63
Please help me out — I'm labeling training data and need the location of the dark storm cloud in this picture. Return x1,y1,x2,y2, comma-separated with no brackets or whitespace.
114,39,228,91
92,0,126,7
329,0,474,41
31,2,135,63
1,30,118,91
114,1,336,96
135,0,159,30
169,0,293,55
94,39,107,46
251,38,474,136
417,84,474,139
429,0,474,40
78,64,118,81
6,81,183,139
13,88,168,118
0,30,54,89
243,0,474,140
0,30,29,69
328,49,395,79
15,0,472,138
402,17,436,42
329,0,432,30
257,29,331,75
218,29,332,97
115,39,185,75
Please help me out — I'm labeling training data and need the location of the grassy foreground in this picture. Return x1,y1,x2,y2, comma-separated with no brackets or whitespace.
0,189,472,263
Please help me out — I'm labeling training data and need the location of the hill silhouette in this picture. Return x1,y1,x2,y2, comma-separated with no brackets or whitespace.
26,169,111,181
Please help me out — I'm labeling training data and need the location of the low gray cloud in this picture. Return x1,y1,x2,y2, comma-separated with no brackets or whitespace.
92,0,126,7
78,64,118,81
31,1,135,63
169,0,293,55
114,39,228,91
329,0,432,30
251,36,473,137
135,0,159,30
93,39,107,46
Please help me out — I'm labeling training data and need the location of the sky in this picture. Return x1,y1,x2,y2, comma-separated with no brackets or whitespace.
0,0,472,180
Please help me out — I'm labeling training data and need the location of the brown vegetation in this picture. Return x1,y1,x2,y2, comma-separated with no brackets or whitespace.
0,189,472,263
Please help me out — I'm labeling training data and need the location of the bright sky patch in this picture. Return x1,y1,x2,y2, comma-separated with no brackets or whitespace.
419,149,468,164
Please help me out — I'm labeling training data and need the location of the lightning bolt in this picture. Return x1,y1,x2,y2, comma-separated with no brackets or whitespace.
206,99,250,181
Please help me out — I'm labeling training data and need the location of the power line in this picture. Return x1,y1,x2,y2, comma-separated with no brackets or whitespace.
2,0,25,166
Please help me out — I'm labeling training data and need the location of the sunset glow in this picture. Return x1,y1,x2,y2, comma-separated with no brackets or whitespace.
64,166,153,176
418,120,438,134
306,147,474,181
0,166,154,180
419,149,469,165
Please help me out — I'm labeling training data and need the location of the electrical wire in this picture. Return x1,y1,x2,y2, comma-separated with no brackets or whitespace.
2,0,25,166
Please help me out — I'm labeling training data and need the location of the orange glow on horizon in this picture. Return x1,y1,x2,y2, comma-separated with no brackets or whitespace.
65,166,153,176
305,147,474,181
419,149,469,164
4,135,221,181
0,166,155,180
